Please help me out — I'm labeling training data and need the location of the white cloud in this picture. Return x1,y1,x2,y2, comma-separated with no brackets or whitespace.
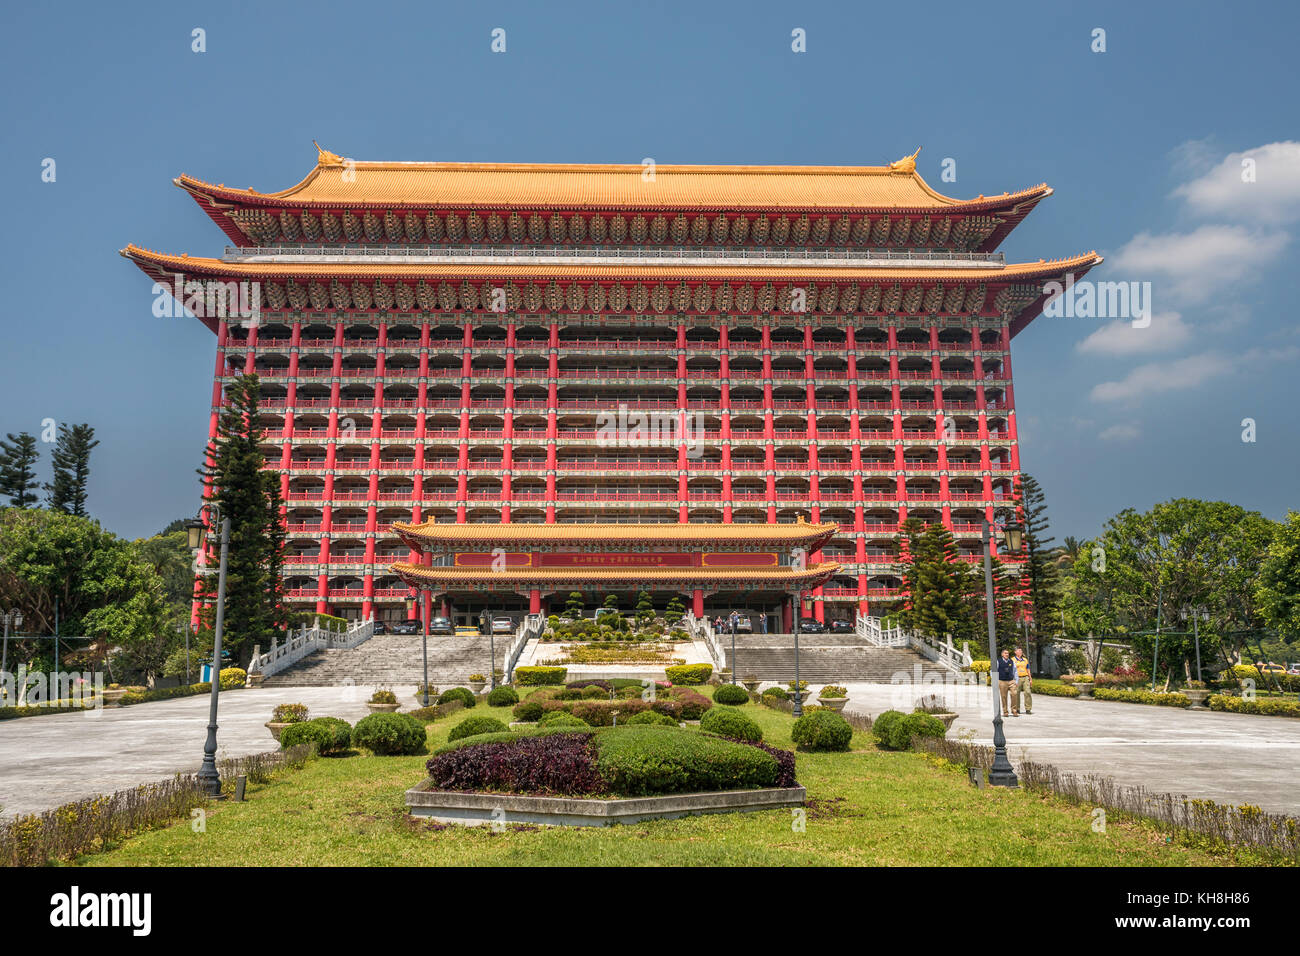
1089,346,1300,403
1076,311,1191,356
1098,423,1141,441
1173,141,1300,224
1108,225,1288,305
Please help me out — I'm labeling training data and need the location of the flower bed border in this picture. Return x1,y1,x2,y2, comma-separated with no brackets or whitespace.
404,779,805,827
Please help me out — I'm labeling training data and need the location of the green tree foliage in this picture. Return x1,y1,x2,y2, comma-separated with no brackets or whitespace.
1069,499,1276,674
195,374,289,665
635,589,655,624
45,423,99,517
1013,474,1061,665
0,432,41,508
1257,510,1300,642
898,519,977,641
0,508,173,680
564,591,585,619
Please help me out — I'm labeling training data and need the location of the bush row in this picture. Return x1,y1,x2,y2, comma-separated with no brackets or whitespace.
1091,688,1191,708
1208,695,1300,717
1030,681,1081,699
280,717,352,755
514,666,567,686
664,663,713,685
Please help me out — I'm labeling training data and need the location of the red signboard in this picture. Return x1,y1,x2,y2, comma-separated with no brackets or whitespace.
453,551,779,568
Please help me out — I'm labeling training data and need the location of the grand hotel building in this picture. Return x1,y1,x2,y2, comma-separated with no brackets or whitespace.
124,146,1098,629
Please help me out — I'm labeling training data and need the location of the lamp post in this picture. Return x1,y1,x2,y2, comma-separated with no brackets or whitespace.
1,609,23,697
981,513,1021,787
792,590,803,717
729,613,738,685
188,508,230,799
408,593,431,707
1181,606,1208,683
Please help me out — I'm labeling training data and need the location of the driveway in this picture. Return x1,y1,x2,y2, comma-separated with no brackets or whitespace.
839,681,1300,816
0,685,381,818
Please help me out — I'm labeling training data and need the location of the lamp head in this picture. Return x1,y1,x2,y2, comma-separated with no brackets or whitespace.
185,517,206,551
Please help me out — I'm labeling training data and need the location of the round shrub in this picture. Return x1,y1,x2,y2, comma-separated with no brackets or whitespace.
625,710,677,727
581,685,607,699
538,712,590,728
447,714,511,742
512,700,544,722
281,716,352,755
886,712,946,751
791,710,853,752
486,685,519,707
351,712,427,755
699,705,763,742
761,686,789,701
369,689,398,704
871,710,905,748
713,683,750,705
218,667,246,690
665,663,713,685
438,687,476,709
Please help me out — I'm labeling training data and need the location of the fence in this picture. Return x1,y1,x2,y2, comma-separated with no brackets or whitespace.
246,617,374,679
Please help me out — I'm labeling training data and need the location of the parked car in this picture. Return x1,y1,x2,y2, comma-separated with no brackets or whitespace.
798,617,827,633
1288,664,1300,676
491,616,516,634
428,616,454,635
829,619,854,633
371,620,387,635
390,620,420,635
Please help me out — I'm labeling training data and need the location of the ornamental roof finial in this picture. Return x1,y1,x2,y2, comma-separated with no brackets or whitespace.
889,147,922,174
313,141,345,167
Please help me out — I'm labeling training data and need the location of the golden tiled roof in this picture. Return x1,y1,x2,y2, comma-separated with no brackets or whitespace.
392,519,839,547
174,146,1051,213
388,561,840,586
120,244,1101,284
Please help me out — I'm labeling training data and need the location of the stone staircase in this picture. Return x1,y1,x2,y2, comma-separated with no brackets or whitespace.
260,635,508,688
721,636,934,682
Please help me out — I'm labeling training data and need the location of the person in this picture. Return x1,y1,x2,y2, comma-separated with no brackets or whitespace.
729,610,740,633
760,614,768,634
1012,645,1033,714
714,614,724,631
996,648,1019,717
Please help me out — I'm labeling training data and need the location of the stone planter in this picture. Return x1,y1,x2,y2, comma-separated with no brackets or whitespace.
1075,682,1095,699
102,688,128,706
246,672,266,688
1182,688,1211,710
468,681,487,695
367,701,401,713
931,712,959,731
817,696,848,712
266,720,293,741
741,679,761,693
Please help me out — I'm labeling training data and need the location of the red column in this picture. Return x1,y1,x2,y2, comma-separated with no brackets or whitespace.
693,588,704,618
529,589,541,614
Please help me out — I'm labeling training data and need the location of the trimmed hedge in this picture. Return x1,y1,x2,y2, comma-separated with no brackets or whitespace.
120,682,225,706
218,667,247,689
593,727,780,796
538,712,590,729
351,712,427,755
1208,695,1300,717
512,699,545,722
448,715,511,742
1031,680,1080,698
761,686,789,701
486,685,519,706
699,705,763,742
515,666,567,686
712,683,750,705
1092,688,1190,708
427,731,603,794
437,687,477,709
665,663,712,685
870,711,944,751
280,716,352,755
624,710,677,727
792,709,854,751
870,710,904,748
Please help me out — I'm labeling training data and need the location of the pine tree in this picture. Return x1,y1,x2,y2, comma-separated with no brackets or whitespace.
0,432,41,507
1014,473,1062,668
564,591,585,619
195,375,288,665
635,589,655,625
899,518,977,641
46,423,99,516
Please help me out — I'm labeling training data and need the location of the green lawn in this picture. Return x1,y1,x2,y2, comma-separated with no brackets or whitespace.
79,702,1247,866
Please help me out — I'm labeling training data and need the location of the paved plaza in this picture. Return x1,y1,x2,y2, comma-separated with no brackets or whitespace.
0,681,1297,819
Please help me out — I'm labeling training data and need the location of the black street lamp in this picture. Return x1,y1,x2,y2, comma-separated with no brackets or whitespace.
1181,606,1208,683
792,590,804,717
730,614,737,685
981,513,1022,788
189,507,230,799
1,608,22,694
408,592,431,707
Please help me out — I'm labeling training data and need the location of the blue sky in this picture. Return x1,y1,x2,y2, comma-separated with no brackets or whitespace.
1,0,1296,543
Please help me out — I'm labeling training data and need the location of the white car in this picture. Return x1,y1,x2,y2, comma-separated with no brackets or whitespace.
491,616,516,634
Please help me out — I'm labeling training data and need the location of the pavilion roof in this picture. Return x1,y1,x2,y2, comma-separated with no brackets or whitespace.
391,519,840,550
175,145,1051,216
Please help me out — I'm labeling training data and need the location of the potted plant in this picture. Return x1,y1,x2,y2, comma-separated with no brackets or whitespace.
1073,674,1096,699
787,679,809,704
413,683,438,707
467,674,487,694
102,682,127,706
817,685,850,712
367,689,400,713
266,702,308,740
915,694,958,730
740,674,762,694
1182,680,1211,709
